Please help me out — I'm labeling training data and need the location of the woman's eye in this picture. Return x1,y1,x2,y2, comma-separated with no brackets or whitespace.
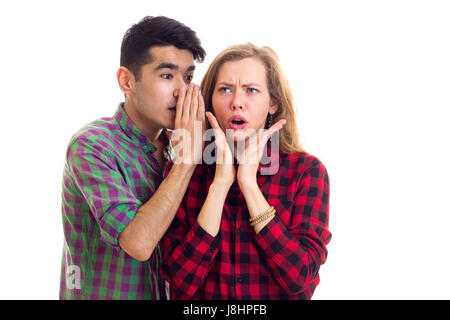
218,87,231,93
248,88,259,93
184,75,193,82
161,74,173,79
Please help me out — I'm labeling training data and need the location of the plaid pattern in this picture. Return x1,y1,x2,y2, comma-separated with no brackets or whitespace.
60,103,174,300
161,148,331,299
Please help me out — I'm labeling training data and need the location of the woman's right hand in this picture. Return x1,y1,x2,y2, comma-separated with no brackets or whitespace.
206,112,235,188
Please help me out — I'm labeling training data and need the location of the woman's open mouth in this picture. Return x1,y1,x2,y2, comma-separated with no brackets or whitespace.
228,115,248,130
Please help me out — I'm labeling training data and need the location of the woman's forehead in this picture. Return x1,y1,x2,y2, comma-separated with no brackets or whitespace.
217,57,267,84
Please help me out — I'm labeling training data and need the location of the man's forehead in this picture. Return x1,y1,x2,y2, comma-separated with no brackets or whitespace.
149,46,194,66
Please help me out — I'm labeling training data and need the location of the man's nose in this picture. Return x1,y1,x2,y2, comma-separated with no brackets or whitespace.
173,78,189,97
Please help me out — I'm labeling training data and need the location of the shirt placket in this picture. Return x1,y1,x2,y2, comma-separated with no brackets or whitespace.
142,143,158,168
231,182,247,299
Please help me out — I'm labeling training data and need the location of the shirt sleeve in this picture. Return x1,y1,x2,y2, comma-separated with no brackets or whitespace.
66,137,142,249
161,203,221,299
253,159,331,295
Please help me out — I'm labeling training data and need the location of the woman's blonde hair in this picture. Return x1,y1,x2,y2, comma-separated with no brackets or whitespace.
200,43,305,154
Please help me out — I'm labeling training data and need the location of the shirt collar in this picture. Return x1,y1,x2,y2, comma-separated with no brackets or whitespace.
114,102,175,161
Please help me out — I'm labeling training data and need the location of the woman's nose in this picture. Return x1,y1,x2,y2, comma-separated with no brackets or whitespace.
231,92,244,110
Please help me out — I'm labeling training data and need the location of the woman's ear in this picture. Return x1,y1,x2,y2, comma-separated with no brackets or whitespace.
269,99,280,115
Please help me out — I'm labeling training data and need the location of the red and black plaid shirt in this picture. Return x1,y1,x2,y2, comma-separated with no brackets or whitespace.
161,148,331,300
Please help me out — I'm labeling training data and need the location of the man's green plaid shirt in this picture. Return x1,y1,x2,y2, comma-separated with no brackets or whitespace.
60,103,174,299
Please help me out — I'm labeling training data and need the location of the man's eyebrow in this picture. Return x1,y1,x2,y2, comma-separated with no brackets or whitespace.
154,63,179,71
154,63,196,73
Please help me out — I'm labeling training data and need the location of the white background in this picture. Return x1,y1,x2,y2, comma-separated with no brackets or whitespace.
0,0,449,299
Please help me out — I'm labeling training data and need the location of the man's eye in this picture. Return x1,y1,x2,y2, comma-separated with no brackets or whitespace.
162,74,173,79
248,88,259,93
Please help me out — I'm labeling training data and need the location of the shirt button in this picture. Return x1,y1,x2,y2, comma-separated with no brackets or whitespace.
143,145,148,151
237,276,245,284
236,228,242,233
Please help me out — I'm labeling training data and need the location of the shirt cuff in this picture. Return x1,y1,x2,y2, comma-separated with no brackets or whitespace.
182,220,221,264
99,203,138,250
253,214,293,259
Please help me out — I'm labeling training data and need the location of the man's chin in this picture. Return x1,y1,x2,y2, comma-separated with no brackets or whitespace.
166,122,175,131
161,117,175,131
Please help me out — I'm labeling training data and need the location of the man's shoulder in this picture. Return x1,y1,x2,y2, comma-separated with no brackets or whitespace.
66,115,121,152
70,115,118,143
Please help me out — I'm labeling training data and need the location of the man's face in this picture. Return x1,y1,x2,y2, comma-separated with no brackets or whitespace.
130,46,195,130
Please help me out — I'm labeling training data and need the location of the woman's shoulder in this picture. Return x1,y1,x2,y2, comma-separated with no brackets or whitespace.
283,151,326,167
281,151,328,177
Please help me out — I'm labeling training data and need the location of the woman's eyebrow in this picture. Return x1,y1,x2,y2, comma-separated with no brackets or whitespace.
216,81,261,87
242,82,261,88
216,81,233,87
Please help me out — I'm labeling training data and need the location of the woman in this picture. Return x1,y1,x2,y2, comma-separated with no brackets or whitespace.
161,43,331,300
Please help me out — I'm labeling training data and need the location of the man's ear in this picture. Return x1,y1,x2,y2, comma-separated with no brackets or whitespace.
117,67,135,96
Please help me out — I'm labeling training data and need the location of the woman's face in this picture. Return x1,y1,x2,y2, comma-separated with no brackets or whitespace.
211,57,278,142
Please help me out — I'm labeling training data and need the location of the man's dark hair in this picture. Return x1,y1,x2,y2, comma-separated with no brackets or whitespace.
120,16,206,81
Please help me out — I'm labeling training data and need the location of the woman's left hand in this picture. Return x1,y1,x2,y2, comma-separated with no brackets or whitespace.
237,119,286,190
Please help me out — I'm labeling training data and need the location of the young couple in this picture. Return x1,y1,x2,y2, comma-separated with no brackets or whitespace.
60,16,331,300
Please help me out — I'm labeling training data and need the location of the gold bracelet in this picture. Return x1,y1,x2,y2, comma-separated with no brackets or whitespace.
249,206,274,223
250,212,275,226
250,211,275,226
249,206,276,226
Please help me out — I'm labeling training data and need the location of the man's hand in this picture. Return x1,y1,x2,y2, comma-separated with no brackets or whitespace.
118,83,206,262
172,83,205,166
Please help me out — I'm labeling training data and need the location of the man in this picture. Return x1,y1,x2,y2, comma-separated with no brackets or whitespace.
60,16,206,300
